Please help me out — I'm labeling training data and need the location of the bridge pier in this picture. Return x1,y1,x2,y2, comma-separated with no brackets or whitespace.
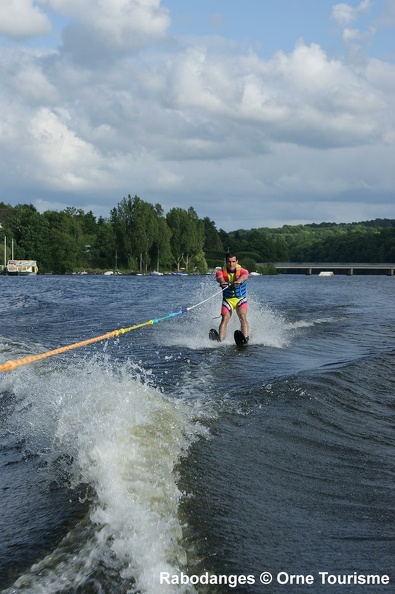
347,267,354,276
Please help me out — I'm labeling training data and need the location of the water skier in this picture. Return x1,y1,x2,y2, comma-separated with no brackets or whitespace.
211,252,249,343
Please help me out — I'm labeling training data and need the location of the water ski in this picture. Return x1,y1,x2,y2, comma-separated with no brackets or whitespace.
209,328,221,342
234,330,249,346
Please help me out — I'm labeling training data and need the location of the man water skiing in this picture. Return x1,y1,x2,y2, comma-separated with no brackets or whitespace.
211,252,249,343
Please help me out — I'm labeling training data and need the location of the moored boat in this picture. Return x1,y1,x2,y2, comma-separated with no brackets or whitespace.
5,260,38,276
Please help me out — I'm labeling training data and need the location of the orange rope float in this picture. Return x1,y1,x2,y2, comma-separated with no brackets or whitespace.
0,287,225,373
0,320,154,373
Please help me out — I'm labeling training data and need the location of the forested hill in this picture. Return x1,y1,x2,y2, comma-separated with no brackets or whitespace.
213,218,395,269
0,197,394,274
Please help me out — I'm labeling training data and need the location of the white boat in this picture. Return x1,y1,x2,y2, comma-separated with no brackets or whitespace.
150,270,164,276
5,260,38,276
319,271,334,276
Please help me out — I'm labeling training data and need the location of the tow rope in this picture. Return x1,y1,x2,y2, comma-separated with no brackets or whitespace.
0,287,224,373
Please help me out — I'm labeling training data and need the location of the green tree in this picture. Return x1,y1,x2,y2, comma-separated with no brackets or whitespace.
47,229,79,274
185,207,205,270
203,217,223,251
239,256,257,273
89,217,116,269
166,207,189,271
166,206,206,271
40,211,79,272
191,250,208,274
130,197,158,273
111,195,159,272
110,202,131,268
2,204,52,272
151,204,172,272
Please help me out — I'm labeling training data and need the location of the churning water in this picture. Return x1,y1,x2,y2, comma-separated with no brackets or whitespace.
0,274,394,593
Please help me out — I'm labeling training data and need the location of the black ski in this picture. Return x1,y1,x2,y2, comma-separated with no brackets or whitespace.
234,330,249,346
209,328,221,342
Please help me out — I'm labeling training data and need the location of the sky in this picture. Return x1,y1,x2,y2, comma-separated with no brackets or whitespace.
0,0,394,231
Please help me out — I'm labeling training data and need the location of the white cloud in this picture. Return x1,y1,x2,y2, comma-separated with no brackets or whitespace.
158,40,389,152
0,0,51,39
0,1,393,229
37,0,170,59
10,65,59,105
332,1,377,57
332,0,371,26
342,25,376,54
27,107,104,188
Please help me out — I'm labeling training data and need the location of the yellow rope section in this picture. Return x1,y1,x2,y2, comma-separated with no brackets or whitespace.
0,320,154,373
0,287,225,374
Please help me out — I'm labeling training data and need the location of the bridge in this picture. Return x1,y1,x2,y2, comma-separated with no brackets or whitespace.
258,263,395,275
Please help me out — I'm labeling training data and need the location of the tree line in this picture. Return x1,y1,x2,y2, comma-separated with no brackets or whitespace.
0,196,209,274
0,197,394,274
221,219,395,267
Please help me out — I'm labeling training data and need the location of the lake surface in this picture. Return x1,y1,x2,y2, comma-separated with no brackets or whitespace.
0,274,394,593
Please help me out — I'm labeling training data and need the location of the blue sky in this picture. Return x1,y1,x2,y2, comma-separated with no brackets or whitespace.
0,0,394,230
166,0,393,59
168,1,341,51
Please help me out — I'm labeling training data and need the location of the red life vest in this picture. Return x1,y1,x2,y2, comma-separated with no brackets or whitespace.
221,265,242,283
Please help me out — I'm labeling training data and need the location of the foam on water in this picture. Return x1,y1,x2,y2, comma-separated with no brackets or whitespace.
0,354,212,593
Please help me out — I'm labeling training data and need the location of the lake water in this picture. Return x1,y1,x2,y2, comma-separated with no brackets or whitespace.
0,274,394,593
